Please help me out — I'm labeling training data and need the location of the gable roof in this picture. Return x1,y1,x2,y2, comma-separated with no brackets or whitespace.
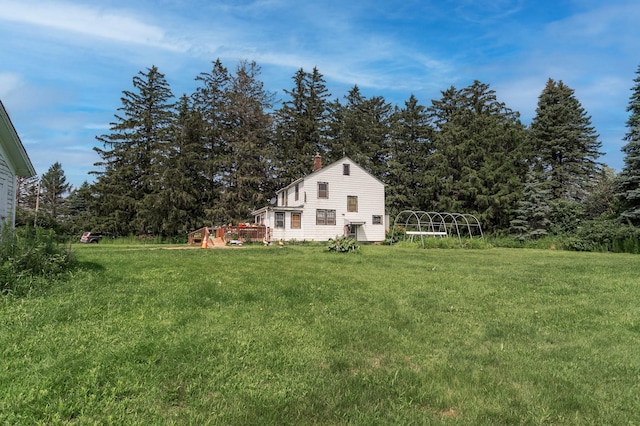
0,100,36,177
277,156,385,193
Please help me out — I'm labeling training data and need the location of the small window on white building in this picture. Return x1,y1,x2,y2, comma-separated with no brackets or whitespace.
316,209,336,225
343,164,350,175
318,182,328,199
372,215,383,225
347,196,358,212
291,212,301,229
275,212,285,228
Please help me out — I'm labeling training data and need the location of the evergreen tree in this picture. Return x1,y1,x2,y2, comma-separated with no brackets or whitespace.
615,65,640,225
219,60,276,222
146,94,208,236
386,95,433,216
66,181,99,234
426,81,528,231
192,59,231,224
14,175,39,227
93,66,175,235
15,175,39,211
510,171,551,240
584,166,618,219
40,162,72,219
274,67,331,183
529,78,602,201
326,85,392,180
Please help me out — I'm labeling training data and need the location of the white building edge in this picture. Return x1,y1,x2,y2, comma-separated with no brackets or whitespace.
0,100,36,228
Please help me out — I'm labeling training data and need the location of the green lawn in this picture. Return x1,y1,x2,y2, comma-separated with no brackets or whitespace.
1,244,639,424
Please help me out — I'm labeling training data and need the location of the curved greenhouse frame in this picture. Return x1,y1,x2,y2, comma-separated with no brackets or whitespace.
390,210,484,248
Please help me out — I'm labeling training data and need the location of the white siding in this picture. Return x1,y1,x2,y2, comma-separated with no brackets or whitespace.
302,159,385,242
0,153,15,225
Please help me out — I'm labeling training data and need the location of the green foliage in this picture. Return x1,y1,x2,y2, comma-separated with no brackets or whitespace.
383,226,406,245
510,171,551,240
584,166,619,219
326,235,360,253
93,65,176,236
274,67,331,184
386,95,433,217
529,78,602,202
488,235,566,250
425,81,528,232
547,199,585,235
40,161,73,219
325,86,392,179
563,218,640,253
615,64,640,225
0,226,75,296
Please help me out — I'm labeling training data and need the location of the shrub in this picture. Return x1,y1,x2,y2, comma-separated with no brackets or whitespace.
1,226,75,296
327,236,360,253
565,219,640,253
383,226,406,245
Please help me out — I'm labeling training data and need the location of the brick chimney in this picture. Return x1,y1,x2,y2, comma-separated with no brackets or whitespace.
313,153,322,171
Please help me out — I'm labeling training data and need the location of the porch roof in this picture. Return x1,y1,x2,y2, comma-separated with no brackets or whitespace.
251,205,304,215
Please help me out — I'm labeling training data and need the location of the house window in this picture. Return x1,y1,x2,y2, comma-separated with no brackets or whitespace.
316,209,336,225
295,183,299,201
372,215,382,225
291,212,301,229
318,182,328,199
347,196,358,212
343,164,350,175
275,212,285,228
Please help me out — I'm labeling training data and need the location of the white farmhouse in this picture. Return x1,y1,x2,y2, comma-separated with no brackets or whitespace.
0,100,36,228
252,155,386,242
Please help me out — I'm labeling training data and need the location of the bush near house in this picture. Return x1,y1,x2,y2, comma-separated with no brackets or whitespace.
0,226,75,296
327,236,360,253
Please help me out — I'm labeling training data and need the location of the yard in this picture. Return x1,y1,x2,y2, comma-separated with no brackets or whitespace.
1,243,639,424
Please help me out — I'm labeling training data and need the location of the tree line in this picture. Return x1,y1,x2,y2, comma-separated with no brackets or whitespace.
15,61,640,244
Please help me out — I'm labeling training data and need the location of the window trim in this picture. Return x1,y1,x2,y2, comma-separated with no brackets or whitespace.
372,215,383,225
275,211,285,228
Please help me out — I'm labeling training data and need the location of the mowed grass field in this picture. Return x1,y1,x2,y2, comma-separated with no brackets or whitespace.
1,243,639,425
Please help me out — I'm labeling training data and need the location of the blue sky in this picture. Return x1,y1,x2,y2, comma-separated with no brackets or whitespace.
1,0,639,188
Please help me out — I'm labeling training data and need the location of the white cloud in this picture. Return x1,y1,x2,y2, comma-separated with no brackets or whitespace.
0,0,188,51
0,72,25,98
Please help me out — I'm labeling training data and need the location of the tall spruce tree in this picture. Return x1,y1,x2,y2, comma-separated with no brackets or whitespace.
510,170,551,240
93,65,175,235
40,162,72,219
326,85,392,180
615,65,640,225
192,59,231,224
529,78,602,202
66,181,98,235
425,81,528,232
143,94,207,236
274,67,331,183
219,60,276,222
386,95,433,216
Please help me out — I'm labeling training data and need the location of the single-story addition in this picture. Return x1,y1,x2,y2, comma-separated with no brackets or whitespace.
0,100,36,228
252,155,386,243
